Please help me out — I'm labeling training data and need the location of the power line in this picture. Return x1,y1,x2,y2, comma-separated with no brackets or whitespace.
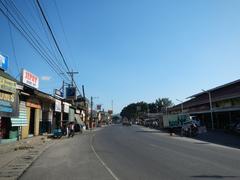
36,0,71,73
32,1,64,72
0,0,70,81
0,1,69,81
5,0,70,78
7,8,20,76
53,0,78,69
36,0,82,95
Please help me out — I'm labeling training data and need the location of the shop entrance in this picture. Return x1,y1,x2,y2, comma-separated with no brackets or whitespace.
0,117,11,139
29,108,35,135
54,112,61,129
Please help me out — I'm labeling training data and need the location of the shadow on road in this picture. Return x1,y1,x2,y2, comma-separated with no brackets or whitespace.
136,130,165,133
190,175,238,179
137,126,240,149
191,130,240,149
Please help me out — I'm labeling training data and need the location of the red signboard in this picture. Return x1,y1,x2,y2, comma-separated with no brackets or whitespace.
21,69,39,89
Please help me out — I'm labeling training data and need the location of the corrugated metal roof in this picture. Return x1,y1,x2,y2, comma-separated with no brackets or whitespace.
188,79,240,98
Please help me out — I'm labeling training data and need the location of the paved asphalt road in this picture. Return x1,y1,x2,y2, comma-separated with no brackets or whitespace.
20,125,240,180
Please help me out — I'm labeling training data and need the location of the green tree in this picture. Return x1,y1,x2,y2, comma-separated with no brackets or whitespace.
148,103,157,113
120,101,148,120
155,98,174,112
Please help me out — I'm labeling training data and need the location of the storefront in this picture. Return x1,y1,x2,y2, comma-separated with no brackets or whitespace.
69,107,75,123
11,100,28,140
62,102,70,126
34,91,55,135
40,100,54,134
0,70,19,143
21,99,41,138
53,99,62,129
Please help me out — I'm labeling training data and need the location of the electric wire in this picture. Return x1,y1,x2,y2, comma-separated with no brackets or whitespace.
0,1,69,81
32,0,64,71
53,0,82,95
36,0,71,73
7,8,20,76
37,0,82,95
53,0,77,69
5,0,70,79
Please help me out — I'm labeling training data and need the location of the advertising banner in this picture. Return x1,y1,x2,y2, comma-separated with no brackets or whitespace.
0,74,18,117
54,89,63,99
21,69,39,89
55,99,61,112
0,53,8,71
66,87,76,100
0,91,19,117
0,76,16,93
63,102,70,113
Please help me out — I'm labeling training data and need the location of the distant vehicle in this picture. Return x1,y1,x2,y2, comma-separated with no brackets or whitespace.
122,118,132,126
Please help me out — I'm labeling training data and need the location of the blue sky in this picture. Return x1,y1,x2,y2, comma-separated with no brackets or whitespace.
1,0,240,113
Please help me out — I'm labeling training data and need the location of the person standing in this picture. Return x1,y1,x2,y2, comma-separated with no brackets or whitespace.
70,123,75,137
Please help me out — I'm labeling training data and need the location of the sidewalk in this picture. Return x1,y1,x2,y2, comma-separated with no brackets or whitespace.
0,136,55,180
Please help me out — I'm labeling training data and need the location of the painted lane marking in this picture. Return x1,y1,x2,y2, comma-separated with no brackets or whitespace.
91,134,120,180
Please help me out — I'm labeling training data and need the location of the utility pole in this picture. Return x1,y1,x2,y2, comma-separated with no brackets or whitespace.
90,96,99,129
111,100,113,113
90,96,93,129
202,89,214,130
67,70,79,87
176,99,184,114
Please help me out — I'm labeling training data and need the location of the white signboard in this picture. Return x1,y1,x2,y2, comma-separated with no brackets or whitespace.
63,102,70,113
55,99,62,112
21,69,39,89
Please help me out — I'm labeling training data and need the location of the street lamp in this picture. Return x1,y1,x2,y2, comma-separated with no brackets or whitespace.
176,99,184,114
202,89,214,130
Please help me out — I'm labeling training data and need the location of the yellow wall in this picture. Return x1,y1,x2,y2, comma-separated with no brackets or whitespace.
21,107,41,138
21,107,30,139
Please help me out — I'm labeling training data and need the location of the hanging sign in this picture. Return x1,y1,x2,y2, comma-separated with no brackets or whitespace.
63,102,70,113
66,87,76,100
55,99,61,112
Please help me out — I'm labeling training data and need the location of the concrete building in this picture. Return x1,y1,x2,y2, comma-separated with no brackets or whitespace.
169,79,240,129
